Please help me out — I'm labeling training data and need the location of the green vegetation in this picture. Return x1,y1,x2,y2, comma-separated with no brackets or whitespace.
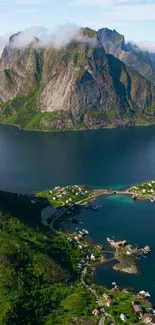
114,247,138,274
0,186,153,324
0,92,87,131
95,286,151,325
81,27,97,38
36,185,93,208
0,199,96,324
0,92,40,128
1,90,155,132
129,179,155,200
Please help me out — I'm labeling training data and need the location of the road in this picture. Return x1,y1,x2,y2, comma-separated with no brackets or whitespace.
50,197,113,325
105,312,116,325
50,205,71,232
50,193,99,232
99,316,105,325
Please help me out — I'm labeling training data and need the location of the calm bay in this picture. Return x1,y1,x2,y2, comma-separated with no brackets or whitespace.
0,124,155,300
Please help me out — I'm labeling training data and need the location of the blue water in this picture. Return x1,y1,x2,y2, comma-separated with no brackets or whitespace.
0,124,155,301
65,195,155,301
0,124,155,193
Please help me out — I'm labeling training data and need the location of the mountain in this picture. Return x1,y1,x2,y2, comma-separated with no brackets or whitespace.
0,28,155,131
97,27,155,86
0,189,96,325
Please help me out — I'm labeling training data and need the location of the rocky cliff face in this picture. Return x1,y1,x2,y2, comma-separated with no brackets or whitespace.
97,28,155,86
0,29,155,130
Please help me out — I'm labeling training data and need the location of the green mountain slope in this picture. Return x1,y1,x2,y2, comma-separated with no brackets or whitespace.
0,191,96,325
0,28,155,130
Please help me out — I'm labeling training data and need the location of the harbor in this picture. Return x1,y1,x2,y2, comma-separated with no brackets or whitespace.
64,192,155,303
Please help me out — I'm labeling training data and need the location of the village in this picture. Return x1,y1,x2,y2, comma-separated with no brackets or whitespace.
90,288,155,325
129,180,155,202
34,184,155,325
36,185,95,208
66,231,154,325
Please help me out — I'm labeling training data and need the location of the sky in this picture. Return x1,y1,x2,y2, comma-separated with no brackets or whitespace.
0,0,155,45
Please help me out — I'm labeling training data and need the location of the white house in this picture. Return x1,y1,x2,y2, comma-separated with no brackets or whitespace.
91,254,95,260
120,314,127,322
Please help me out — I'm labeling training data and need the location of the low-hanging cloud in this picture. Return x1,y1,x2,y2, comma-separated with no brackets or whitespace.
0,34,10,54
136,41,155,54
6,24,97,50
1,24,155,58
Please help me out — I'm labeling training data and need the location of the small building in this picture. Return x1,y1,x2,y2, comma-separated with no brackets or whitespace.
103,293,109,300
53,197,56,200
106,299,112,307
142,189,146,193
120,314,127,322
91,254,95,260
144,314,155,325
92,309,99,316
133,304,143,317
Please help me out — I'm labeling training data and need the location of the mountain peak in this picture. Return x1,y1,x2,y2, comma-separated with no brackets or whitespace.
97,27,155,85
9,31,21,44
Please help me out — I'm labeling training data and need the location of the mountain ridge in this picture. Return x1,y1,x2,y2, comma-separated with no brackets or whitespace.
0,27,155,131
97,27,155,85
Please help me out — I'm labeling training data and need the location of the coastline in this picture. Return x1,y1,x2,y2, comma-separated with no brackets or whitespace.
1,120,155,134
0,183,153,312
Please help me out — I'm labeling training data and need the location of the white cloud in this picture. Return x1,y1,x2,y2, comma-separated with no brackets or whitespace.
70,0,155,21
71,0,142,6
0,34,9,54
6,24,96,49
107,4,155,21
136,41,155,53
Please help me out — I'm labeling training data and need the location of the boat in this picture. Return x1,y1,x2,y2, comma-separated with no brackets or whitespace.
144,245,151,253
84,204,90,209
91,205,98,211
